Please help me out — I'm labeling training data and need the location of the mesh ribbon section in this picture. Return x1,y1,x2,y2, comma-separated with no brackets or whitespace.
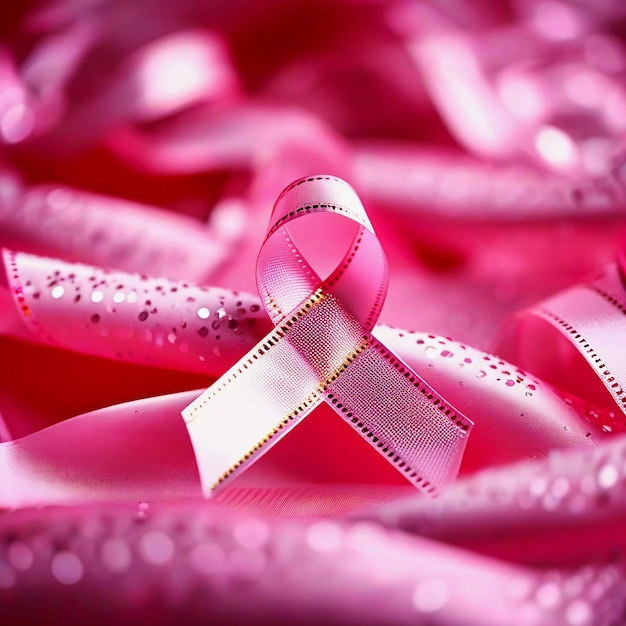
182,175,473,496
327,337,470,494
183,290,366,490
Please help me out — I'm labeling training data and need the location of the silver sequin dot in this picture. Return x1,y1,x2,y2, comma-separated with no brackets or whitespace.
100,539,132,573
7,542,34,571
51,285,64,299
566,600,592,625
530,478,547,498
138,531,175,566
346,522,383,552
306,521,343,553
551,477,570,500
412,578,450,614
91,290,104,303
197,307,210,319
535,581,561,609
51,551,84,585
424,346,438,359
597,464,618,489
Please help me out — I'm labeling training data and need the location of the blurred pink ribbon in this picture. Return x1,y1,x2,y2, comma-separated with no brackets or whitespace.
183,175,473,496
497,258,626,426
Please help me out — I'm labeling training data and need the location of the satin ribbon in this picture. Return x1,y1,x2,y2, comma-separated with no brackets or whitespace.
0,181,235,283
2,499,605,626
0,180,606,509
0,248,269,377
496,261,626,422
182,175,473,496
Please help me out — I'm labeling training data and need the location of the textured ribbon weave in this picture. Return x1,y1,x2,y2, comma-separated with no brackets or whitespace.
182,176,473,496
3,1,626,624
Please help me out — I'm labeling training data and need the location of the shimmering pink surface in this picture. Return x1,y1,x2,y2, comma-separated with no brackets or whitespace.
1,1,626,624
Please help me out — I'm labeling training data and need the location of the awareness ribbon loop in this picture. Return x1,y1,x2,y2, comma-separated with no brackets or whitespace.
182,176,473,496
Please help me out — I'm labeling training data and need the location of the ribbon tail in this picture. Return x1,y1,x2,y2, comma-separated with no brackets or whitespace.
495,264,626,417
327,335,473,495
182,292,330,495
0,391,203,509
184,288,474,497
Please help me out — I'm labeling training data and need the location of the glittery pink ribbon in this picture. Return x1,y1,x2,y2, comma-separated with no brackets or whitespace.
4,2,626,624
183,175,473,496
496,260,626,427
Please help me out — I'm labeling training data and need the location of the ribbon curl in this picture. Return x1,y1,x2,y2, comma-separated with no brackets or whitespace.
183,175,473,496
496,262,626,420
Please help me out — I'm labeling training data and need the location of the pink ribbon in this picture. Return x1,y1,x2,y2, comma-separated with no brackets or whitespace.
0,176,483,509
496,261,626,423
1,248,268,376
3,2,626,624
0,181,238,284
183,175,473,496
1,175,615,509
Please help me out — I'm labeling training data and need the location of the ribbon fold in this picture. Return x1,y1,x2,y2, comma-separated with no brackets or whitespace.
183,176,473,496
496,262,626,418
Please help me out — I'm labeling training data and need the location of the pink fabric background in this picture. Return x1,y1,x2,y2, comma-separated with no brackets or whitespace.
1,1,626,624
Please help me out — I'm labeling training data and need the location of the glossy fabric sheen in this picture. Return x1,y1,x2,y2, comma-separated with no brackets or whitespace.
2,1,626,624
183,177,472,495
497,264,626,413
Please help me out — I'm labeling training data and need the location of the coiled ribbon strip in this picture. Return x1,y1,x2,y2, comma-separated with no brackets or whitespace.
183,176,473,496
496,260,626,420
